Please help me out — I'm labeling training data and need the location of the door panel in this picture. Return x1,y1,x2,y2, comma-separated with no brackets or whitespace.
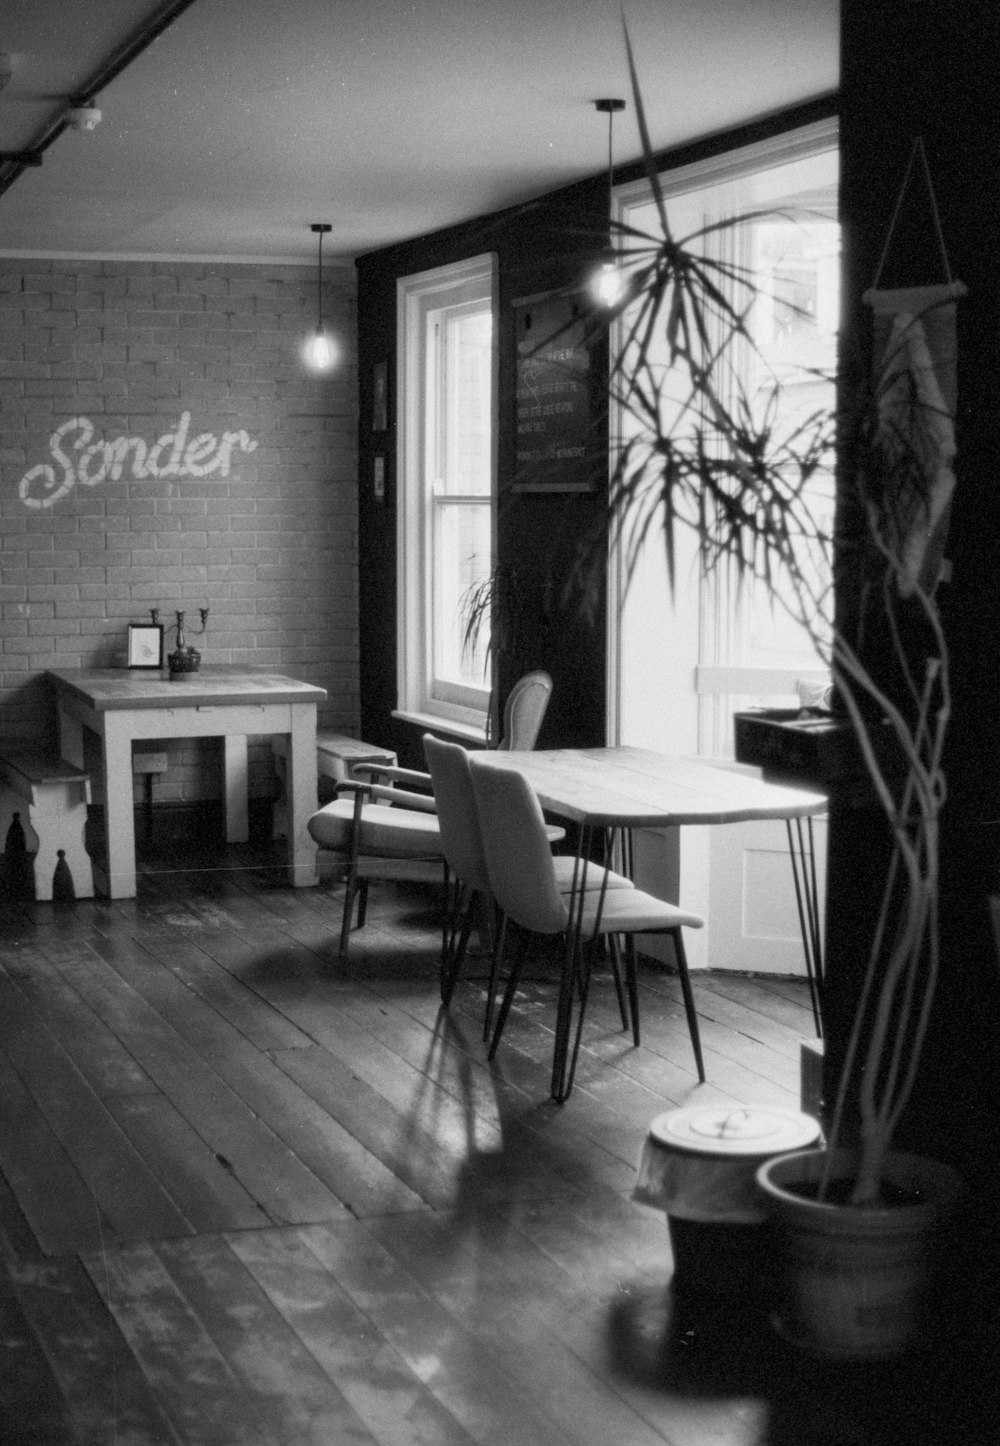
708,814,826,975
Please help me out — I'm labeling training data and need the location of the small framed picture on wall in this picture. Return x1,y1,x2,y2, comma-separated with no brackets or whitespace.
127,622,164,669
372,360,388,431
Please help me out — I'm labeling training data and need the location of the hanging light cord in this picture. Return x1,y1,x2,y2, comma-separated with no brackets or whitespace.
311,222,331,332
316,225,324,330
606,105,615,238
594,99,625,255
306,223,334,369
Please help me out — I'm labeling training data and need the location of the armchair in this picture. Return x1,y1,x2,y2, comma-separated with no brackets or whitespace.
307,671,556,959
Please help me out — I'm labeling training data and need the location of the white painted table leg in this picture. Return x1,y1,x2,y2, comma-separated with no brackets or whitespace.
285,706,318,887
102,715,137,899
223,735,249,842
270,741,288,839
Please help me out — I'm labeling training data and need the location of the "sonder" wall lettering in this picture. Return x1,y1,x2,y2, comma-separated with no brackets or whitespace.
18,412,259,509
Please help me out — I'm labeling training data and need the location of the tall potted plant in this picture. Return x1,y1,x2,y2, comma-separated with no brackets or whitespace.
582,25,967,1358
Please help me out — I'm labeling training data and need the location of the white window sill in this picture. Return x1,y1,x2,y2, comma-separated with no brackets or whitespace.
392,709,487,746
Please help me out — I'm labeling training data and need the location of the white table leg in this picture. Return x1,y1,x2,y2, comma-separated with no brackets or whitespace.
223,735,249,842
102,715,137,899
285,706,318,887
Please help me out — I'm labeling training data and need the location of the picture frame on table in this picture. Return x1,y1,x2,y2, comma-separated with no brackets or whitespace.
127,622,164,669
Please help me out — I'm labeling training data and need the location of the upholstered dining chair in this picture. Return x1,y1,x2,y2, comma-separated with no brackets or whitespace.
307,671,556,959
423,733,633,1039
467,754,706,1102
489,669,554,752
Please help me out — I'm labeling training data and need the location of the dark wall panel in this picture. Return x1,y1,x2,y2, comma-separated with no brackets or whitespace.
832,0,1000,1198
355,179,610,767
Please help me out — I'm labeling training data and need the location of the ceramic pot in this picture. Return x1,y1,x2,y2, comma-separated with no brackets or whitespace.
756,1146,964,1359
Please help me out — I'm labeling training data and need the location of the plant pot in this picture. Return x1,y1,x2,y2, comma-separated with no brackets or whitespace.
756,1146,964,1359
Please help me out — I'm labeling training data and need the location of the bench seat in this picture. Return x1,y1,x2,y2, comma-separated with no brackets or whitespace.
0,747,94,901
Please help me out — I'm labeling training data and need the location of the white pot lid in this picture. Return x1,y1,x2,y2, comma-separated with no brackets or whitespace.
648,1105,820,1158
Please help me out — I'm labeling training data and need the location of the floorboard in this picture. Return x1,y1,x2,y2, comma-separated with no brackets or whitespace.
0,854,992,1444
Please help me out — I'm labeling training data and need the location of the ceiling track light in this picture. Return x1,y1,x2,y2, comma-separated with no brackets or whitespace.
590,97,626,308
305,222,336,371
67,97,103,132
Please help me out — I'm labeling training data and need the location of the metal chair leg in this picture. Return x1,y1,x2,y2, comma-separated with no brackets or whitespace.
488,920,524,1059
338,874,359,957
439,862,453,975
608,935,630,1032
483,910,507,1041
623,935,641,1046
673,929,705,1081
557,937,597,1103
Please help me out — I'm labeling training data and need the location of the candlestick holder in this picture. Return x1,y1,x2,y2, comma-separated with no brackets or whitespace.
154,607,209,677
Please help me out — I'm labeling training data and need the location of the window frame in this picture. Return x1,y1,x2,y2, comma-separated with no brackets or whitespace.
395,253,498,738
607,119,839,756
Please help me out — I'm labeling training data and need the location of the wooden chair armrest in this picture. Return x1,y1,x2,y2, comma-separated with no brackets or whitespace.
353,762,433,790
334,779,438,812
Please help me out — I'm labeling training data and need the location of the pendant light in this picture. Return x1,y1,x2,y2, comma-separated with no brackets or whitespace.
590,98,626,308
305,222,336,370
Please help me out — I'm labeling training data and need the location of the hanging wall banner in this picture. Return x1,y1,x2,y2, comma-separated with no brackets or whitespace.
863,280,966,596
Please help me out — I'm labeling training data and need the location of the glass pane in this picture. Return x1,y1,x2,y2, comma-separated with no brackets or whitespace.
400,254,495,728
616,139,838,758
433,501,492,688
742,210,838,671
442,307,493,497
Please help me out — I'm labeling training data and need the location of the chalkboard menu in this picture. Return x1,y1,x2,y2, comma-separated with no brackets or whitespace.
513,291,594,492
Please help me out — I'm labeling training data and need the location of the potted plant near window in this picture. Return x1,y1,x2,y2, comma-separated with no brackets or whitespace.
581,27,967,1359
460,562,551,746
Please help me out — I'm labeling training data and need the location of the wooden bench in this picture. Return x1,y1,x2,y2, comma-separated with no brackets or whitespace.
271,731,397,838
0,747,94,900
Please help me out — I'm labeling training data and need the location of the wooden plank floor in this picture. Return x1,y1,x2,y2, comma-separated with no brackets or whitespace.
0,844,991,1445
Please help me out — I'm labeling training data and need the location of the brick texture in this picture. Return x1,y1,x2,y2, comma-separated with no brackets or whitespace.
0,257,358,805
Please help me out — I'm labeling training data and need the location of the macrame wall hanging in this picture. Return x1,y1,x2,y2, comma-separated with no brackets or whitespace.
862,137,967,598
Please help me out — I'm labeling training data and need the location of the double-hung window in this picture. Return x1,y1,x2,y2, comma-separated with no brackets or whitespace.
397,255,497,735
611,121,839,757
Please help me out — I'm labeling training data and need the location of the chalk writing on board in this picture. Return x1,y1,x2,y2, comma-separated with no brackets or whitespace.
514,293,593,492
18,412,259,510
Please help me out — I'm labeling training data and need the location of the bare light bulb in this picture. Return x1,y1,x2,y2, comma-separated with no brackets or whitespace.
592,98,627,310
306,222,336,371
306,326,336,371
591,257,624,308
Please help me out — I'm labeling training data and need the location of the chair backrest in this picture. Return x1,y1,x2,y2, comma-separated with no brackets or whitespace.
497,670,553,752
423,734,490,893
468,756,568,935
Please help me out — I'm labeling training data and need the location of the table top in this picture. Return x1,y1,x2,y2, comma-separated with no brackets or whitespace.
471,745,827,827
46,665,327,712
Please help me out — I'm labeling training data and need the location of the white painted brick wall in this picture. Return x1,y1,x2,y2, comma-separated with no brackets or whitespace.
0,257,359,805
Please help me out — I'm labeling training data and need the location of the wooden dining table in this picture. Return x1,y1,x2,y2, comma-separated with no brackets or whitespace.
471,745,827,1099
47,666,326,899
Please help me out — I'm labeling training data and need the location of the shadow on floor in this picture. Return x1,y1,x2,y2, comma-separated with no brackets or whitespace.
607,1270,997,1445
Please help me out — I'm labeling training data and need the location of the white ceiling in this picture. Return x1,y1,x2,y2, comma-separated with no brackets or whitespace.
0,0,838,264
